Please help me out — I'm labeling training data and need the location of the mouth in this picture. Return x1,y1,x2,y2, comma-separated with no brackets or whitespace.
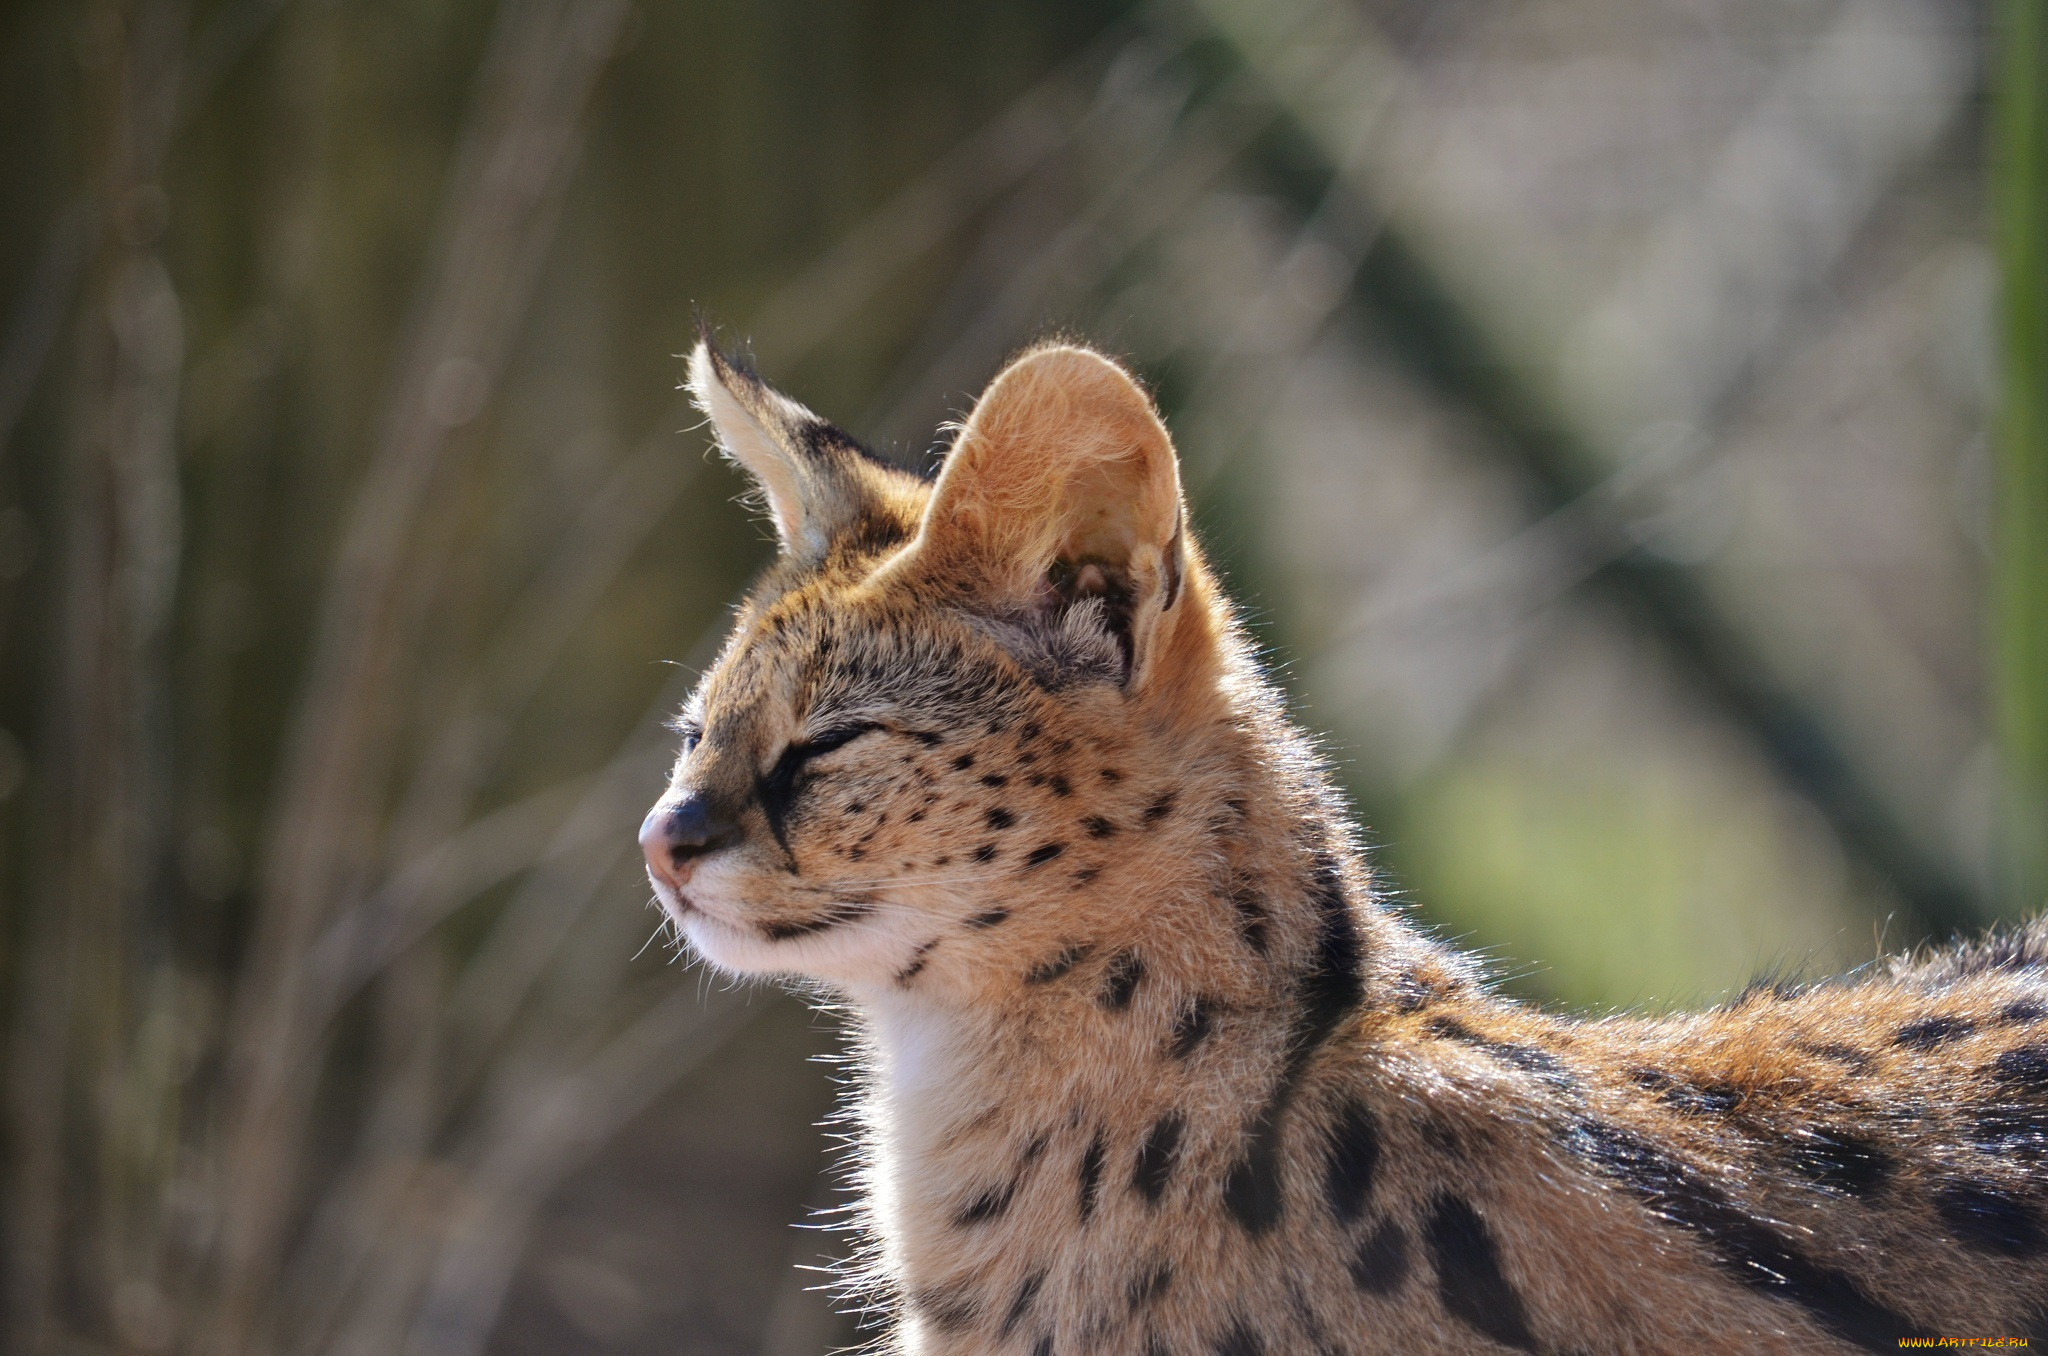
647,870,697,923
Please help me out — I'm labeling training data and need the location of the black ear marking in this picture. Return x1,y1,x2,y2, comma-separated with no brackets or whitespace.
1161,508,1184,610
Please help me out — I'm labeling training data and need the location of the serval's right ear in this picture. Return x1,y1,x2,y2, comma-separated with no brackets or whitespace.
688,337,876,564
900,343,1201,693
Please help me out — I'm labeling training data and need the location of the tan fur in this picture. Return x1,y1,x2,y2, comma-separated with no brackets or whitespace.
643,336,2048,1354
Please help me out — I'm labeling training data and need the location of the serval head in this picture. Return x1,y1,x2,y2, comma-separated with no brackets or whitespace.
639,337,1269,996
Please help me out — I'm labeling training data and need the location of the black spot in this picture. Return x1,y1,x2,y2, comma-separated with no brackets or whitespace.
1024,842,1066,868
1018,721,1041,743
967,907,1011,929
1226,855,1364,1237
1000,1270,1046,1337
910,729,944,746
1975,1098,2048,1159
1212,1319,1264,1356
972,843,999,863
1078,1131,1105,1221
1425,1196,1539,1352
1322,1097,1382,1224
894,939,940,986
1049,775,1071,797
760,899,873,941
908,809,925,823
1162,515,1184,609
1284,1281,1338,1356
1133,1114,1183,1204
1896,1015,1976,1049
1797,1041,1875,1073
1101,952,1145,1010
1223,1135,1285,1236
1143,793,1176,823
1423,1118,1462,1158
2004,999,2048,1025
1170,999,1215,1059
1100,768,1122,782
952,753,976,770
981,773,1009,788
1784,1128,1892,1196
1027,944,1089,984
1993,1043,2048,1092
1565,1118,1920,1345
1299,856,1366,1044
1031,1337,1053,1356
1662,1081,1743,1116
1349,1218,1411,1295
1937,1180,2047,1257
1730,977,1805,1007
911,1281,979,1333
955,1179,1017,1226
986,807,1016,830
1082,815,1118,838
1230,887,1270,954
1391,970,1436,1012
845,802,865,815
1071,866,1100,887
1128,1262,1173,1310
1426,1016,1573,1090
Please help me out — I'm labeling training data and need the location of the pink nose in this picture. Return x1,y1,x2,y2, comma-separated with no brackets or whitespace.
639,792,738,890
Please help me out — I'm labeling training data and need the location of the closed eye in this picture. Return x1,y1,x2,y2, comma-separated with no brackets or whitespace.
801,723,882,758
757,723,884,848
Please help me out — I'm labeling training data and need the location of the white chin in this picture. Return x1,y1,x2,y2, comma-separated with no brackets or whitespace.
678,910,783,975
678,905,919,988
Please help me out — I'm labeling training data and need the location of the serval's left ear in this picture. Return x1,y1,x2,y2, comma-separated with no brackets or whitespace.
688,337,877,563
907,343,1191,688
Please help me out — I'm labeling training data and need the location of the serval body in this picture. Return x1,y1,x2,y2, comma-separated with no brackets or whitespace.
639,337,2048,1353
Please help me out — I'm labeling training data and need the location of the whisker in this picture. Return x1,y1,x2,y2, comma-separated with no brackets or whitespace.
630,913,668,962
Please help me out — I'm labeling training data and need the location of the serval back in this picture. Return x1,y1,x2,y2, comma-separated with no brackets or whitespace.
638,334,2048,1352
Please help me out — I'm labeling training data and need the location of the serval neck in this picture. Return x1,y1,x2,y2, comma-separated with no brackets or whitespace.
849,759,1481,1329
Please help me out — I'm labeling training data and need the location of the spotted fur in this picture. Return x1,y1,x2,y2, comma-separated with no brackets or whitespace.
642,336,2048,1352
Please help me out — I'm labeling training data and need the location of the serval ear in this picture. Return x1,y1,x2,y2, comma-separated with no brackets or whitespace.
688,337,877,563
906,344,1191,688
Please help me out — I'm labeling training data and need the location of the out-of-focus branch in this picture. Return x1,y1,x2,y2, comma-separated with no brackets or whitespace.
207,0,631,1341
1178,0,1988,938
859,49,1277,448
0,0,300,476
1996,0,2048,912
5,0,193,1345
396,990,761,1356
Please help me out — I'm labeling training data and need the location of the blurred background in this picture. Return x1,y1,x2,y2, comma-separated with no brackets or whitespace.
1,0,2042,1351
